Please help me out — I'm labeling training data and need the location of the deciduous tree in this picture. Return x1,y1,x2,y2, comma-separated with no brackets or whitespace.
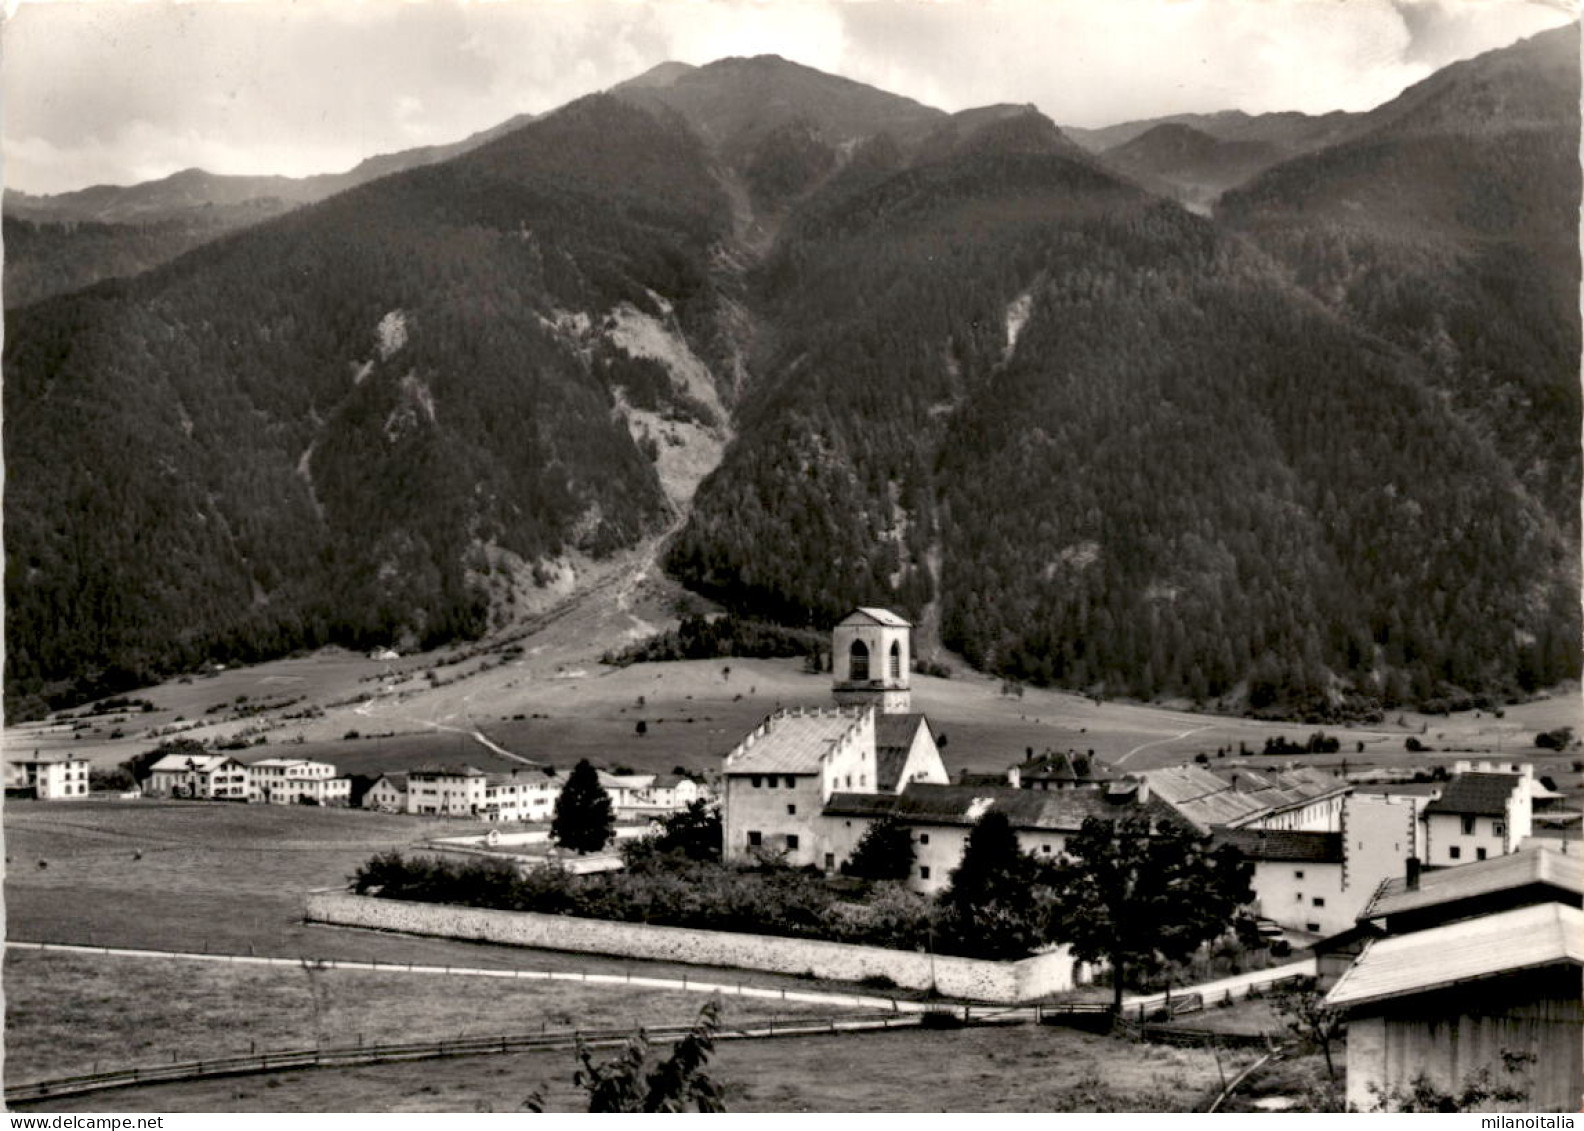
1045,815,1254,1013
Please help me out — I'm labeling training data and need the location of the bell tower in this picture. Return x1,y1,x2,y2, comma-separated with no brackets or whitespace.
832,608,911,714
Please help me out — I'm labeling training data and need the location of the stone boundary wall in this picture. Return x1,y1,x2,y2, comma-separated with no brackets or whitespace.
305,891,1087,1003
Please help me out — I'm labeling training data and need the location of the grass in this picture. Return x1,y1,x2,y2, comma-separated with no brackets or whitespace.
10,1019,1248,1113
1,799,940,1000
2,949,835,1084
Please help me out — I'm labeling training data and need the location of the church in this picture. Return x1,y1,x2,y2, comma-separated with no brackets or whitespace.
720,608,1161,892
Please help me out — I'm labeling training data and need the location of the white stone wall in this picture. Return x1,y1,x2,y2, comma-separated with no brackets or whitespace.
306,891,1086,1003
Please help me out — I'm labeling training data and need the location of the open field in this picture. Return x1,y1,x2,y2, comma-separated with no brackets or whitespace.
0,800,936,1000
3,949,835,1084
10,1020,1245,1113
15,630,1580,792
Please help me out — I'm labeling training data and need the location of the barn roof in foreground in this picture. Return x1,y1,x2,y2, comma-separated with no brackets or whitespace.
1326,902,1584,1010
1362,843,1584,921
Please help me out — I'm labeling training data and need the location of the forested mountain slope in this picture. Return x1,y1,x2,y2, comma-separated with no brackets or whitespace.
3,114,537,307
6,39,1578,720
4,96,734,715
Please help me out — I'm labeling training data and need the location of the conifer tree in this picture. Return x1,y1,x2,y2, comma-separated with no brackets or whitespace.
552,759,615,854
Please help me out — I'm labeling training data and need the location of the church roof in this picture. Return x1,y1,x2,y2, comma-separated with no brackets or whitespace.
724,709,868,775
839,607,911,628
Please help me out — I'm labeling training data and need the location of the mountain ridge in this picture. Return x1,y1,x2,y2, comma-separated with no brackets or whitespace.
4,40,1578,720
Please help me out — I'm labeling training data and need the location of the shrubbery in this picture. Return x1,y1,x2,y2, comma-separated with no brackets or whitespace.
351,849,942,954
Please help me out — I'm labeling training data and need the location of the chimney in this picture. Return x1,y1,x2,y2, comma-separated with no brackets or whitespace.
1405,857,1421,891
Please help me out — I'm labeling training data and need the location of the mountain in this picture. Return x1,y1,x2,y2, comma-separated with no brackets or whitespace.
4,95,734,714
6,42,1579,720
1098,123,1284,213
669,69,1578,713
1065,108,1363,157
1220,24,1581,533
3,113,537,307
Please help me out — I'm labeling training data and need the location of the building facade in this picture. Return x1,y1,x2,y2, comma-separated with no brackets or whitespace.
6,753,91,799
146,753,250,800
247,758,350,806
831,608,912,714
1422,771,1533,867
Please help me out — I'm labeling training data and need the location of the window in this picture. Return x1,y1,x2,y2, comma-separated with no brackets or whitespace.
889,640,901,680
787,804,797,816
748,831,762,847
919,833,930,845
1462,815,1476,835
785,776,796,789
785,834,800,851
1306,922,1320,933
1294,870,1305,880
824,853,835,871
1449,846,1461,860
1476,848,1488,861
1312,897,1325,907
920,866,931,880
1295,893,1303,902
766,777,776,789
849,639,870,681
751,776,762,788
1042,844,1052,853
1493,820,1506,837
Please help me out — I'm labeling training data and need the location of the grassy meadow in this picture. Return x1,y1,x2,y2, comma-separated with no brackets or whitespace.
9,1018,1246,1113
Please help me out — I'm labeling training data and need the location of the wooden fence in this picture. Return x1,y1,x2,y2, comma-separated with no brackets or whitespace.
6,1011,937,1105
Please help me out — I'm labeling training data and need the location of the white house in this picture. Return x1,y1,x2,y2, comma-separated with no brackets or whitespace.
723,706,881,868
825,779,1166,894
247,758,350,806
406,764,490,816
1422,770,1532,867
146,753,250,800
483,770,562,823
6,752,91,800
363,773,409,813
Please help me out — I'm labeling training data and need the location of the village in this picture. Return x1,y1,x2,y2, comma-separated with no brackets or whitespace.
6,607,1582,1112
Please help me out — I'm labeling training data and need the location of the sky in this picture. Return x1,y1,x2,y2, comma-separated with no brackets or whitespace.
2,0,1577,195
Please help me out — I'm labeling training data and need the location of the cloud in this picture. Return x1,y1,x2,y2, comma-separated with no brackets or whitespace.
3,0,1574,194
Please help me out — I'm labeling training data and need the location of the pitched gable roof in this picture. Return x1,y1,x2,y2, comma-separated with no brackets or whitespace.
1326,903,1584,1010
1423,773,1521,817
874,713,930,791
147,753,240,774
1363,843,1584,921
1215,827,1344,864
839,607,911,628
824,781,1166,832
1145,764,1345,831
724,709,868,775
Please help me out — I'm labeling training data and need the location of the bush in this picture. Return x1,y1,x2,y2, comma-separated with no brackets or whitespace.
1535,727,1574,750
352,851,956,955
